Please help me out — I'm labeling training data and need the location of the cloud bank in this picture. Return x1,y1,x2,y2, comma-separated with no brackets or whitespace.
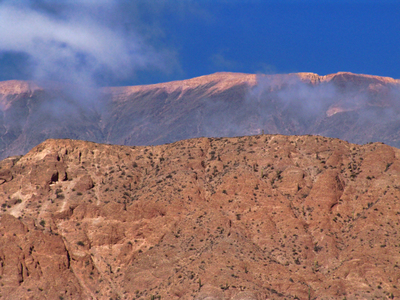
197,73,400,147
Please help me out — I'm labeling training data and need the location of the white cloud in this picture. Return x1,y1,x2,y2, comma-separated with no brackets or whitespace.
0,1,175,86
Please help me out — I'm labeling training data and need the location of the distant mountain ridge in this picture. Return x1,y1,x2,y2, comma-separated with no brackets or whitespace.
0,71,399,159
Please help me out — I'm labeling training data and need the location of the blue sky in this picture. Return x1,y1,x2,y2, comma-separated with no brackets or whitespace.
0,0,399,86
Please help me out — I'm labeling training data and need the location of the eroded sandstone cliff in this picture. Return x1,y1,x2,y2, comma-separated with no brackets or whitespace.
0,135,399,299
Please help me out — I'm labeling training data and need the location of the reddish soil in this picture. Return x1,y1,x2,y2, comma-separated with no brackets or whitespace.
0,134,399,299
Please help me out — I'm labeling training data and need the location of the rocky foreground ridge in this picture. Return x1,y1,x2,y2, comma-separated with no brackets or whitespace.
0,134,400,299
0,71,400,159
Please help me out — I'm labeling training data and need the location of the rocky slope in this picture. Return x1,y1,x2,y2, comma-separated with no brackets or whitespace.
1,134,400,299
0,71,400,159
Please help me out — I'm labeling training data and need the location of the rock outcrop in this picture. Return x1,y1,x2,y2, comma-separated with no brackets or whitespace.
0,135,399,299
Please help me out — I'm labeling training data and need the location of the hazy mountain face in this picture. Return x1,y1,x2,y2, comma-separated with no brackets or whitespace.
0,71,399,159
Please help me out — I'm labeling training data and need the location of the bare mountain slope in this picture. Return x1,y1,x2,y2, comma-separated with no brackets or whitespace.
0,71,400,159
0,134,400,299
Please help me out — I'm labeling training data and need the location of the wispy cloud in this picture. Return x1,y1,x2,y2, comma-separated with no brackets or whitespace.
0,0,177,87
210,52,241,71
197,73,400,146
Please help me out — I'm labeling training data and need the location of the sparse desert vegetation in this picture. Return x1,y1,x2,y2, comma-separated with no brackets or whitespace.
0,134,400,299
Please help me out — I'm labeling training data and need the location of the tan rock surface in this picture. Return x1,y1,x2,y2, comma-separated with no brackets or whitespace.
0,135,400,299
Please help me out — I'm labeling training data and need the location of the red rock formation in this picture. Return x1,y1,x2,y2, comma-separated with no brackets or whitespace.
0,135,399,299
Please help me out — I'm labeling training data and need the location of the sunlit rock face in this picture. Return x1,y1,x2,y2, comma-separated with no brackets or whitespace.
0,71,400,159
0,135,400,299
